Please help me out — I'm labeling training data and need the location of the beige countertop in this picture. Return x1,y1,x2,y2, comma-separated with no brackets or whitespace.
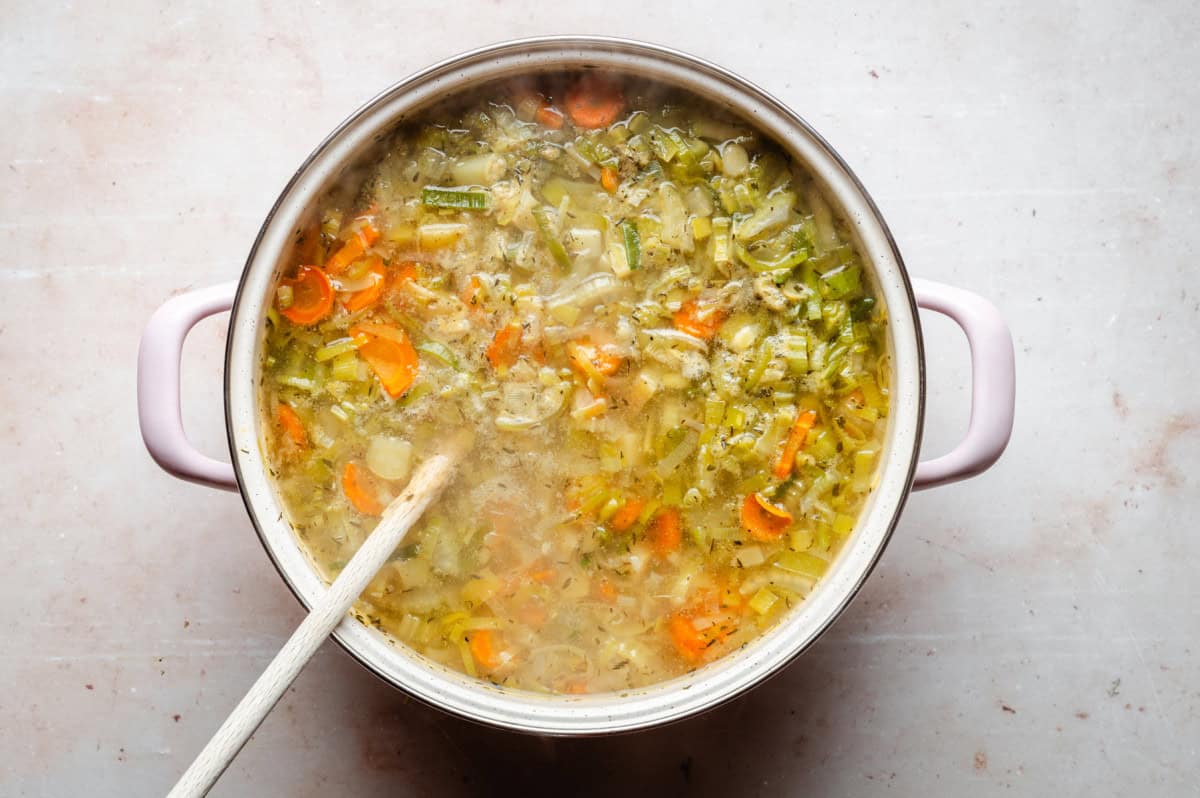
3,2,1197,795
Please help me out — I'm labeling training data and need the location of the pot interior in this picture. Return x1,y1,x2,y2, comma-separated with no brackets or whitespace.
225,37,923,734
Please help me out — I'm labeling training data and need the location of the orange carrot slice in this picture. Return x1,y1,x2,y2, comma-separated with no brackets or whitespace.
342,462,383,515
276,403,307,448
672,297,727,340
278,265,334,325
650,508,683,558
600,166,620,193
610,498,645,532
567,342,623,380
486,323,523,370
773,409,818,479
324,219,379,274
349,323,419,398
536,104,565,129
565,75,625,129
342,256,387,312
467,630,502,671
740,493,793,541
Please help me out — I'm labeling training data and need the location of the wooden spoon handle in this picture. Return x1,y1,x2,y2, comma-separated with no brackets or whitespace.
167,445,463,797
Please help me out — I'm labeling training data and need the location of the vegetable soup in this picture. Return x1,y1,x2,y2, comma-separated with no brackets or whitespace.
261,73,890,694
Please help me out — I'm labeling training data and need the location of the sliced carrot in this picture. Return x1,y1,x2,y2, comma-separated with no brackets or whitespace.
596,578,618,603
276,403,307,448
393,260,419,283
467,630,502,672
536,104,565,130
773,409,818,479
486,323,523,370
342,256,387,312
349,323,419,398
278,265,334,325
568,342,623,380
600,166,620,193
565,75,625,129
672,297,727,340
667,614,705,662
564,679,589,694
324,217,379,275
668,610,737,664
342,462,383,516
460,275,483,312
649,508,683,558
740,492,793,541
610,498,645,532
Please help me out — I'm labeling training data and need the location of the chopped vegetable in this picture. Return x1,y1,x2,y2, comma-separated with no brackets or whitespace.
467,629,503,671
486,323,523,370
534,207,572,271
422,186,490,211
600,166,620,193
350,323,419,398
649,508,683,558
621,220,641,272
536,104,565,129
773,409,817,479
276,403,307,448
565,75,625,129
741,492,793,541
324,219,379,274
610,498,645,532
278,265,334,325
342,256,387,312
342,462,383,515
673,297,727,340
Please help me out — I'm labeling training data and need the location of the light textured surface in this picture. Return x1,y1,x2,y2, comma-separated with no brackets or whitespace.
2,2,1197,795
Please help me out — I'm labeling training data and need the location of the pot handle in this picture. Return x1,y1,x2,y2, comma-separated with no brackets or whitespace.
911,279,1015,490
137,283,240,490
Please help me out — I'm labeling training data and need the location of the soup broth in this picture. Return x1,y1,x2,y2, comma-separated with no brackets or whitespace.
260,74,889,694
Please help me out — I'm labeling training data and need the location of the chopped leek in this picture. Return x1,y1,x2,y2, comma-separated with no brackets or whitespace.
534,206,572,271
621,220,641,271
422,186,490,211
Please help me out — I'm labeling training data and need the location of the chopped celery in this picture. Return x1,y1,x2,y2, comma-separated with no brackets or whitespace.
422,186,490,211
734,242,809,274
621,220,641,271
789,526,815,552
819,263,861,298
711,217,732,263
780,334,809,374
743,338,775,391
417,341,460,369
534,207,572,271
850,295,876,321
418,222,468,249
748,586,779,615
278,375,319,393
691,216,712,241
314,337,362,363
775,550,829,580
699,397,726,444
330,351,361,382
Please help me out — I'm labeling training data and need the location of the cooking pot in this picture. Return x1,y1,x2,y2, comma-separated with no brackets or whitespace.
137,37,1015,735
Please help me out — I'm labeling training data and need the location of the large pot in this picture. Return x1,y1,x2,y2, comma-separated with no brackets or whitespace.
137,37,1015,735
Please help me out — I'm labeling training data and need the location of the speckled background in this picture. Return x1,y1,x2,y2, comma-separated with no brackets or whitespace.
2,2,1197,795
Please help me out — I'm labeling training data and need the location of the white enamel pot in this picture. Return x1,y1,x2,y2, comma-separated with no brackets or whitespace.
137,37,1015,735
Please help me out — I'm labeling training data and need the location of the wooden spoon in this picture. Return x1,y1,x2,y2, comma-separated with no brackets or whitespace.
167,434,470,797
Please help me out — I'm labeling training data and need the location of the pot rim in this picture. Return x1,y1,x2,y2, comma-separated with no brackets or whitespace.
223,35,925,735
